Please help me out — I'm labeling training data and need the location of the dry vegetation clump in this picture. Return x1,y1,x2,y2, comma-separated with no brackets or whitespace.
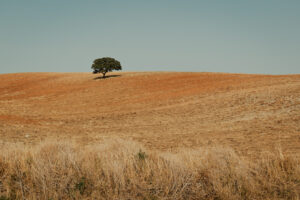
0,139,299,200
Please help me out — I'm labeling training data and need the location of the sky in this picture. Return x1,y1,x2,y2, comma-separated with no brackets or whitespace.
0,0,299,74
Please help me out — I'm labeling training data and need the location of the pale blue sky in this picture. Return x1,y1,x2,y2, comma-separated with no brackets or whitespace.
0,0,299,74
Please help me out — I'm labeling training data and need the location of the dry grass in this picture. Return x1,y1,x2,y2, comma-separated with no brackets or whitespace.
0,139,299,200
0,72,300,199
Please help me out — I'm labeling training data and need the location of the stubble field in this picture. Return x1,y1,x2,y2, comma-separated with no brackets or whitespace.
0,72,299,155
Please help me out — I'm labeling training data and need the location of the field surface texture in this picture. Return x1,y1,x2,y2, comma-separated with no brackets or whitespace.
0,72,299,156
0,72,300,199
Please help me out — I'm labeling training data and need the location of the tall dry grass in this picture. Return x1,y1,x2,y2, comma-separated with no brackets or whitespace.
0,139,299,200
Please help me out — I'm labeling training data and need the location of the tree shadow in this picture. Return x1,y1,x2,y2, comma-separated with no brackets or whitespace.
93,74,121,80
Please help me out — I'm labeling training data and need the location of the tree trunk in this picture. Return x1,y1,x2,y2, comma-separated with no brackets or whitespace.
102,72,106,78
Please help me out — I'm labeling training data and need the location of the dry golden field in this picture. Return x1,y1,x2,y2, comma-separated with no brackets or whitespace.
0,72,300,199
0,72,299,155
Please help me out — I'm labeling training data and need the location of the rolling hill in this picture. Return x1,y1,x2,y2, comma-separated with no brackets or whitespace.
0,72,299,156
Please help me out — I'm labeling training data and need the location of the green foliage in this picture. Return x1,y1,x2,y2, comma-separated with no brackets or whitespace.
75,177,87,195
137,150,147,161
91,57,122,78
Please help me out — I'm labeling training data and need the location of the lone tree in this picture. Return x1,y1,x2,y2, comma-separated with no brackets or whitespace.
91,57,122,78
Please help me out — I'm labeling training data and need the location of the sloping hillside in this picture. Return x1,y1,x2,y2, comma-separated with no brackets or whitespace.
0,72,299,156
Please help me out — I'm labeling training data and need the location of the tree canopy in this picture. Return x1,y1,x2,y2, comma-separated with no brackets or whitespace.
91,57,122,78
